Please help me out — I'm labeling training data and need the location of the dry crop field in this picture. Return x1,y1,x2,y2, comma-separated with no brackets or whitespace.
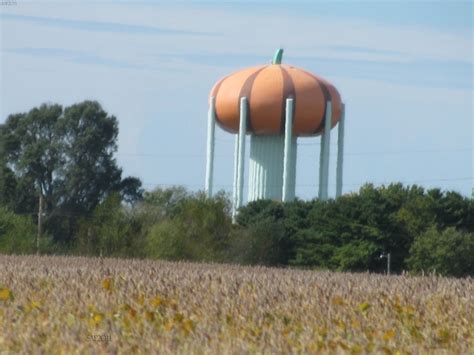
0,255,472,354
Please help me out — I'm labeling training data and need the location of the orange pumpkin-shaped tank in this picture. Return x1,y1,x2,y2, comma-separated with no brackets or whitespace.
210,52,342,136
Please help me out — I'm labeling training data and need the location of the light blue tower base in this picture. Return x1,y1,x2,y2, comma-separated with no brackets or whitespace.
206,93,346,220
231,98,248,222
205,97,216,198
248,135,297,202
336,103,345,198
318,101,332,201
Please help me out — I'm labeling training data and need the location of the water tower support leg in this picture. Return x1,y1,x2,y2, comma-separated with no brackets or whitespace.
282,98,294,202
205,97,216,198
318,132,325,199
232,135,239,222
336,103,345,198
236,97,248,212
319,101,332,201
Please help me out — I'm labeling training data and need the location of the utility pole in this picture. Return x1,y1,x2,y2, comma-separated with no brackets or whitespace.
0,124,5,203
37,193,43,255
387,252,391,275
380,252,391,275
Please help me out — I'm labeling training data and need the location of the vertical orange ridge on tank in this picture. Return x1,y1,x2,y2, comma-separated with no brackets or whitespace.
214,65,266,134
313,76,341,128
305,72,342,129
249,65,284,134
279,66,296,134
283,65,325,136
238,66,268,133
296,68,329,135
326,83,342,128
209,74,229,128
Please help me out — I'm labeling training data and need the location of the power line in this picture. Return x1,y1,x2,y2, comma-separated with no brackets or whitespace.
214,137,471,150
140,177,472,188
117,147,471,159
215,138,340,146
339,148,471,156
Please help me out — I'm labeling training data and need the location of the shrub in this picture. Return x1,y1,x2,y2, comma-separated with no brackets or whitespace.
228,219,287,266
146,192,232,262
75,194,144,257
289,229,338,269
407,226,474,277
0,207,38,254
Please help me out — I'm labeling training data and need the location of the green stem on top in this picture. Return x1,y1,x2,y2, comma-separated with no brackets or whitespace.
272,49,284,65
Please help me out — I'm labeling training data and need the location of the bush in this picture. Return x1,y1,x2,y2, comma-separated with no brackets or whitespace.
146,192,232,262
289,229,338,269
407,226,474,277
75,194,144,257
228,219,287,266
139,186,189,221
0,207,39,254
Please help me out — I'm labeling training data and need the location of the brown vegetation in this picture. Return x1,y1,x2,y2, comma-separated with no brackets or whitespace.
0,255,472,353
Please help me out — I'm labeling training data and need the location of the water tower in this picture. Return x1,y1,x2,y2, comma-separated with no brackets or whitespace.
205,49,345,219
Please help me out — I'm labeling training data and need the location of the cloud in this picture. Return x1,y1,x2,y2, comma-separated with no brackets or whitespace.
3,3,471,66
3,47,147,70
0,12,217,37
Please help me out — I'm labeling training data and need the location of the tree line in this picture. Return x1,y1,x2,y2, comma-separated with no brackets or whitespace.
1,102,473,277
0,101,142,245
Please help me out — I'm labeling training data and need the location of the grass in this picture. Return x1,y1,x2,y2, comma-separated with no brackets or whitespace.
0,254,472,354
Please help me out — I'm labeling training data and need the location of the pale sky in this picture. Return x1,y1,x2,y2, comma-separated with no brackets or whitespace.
1,0,472,200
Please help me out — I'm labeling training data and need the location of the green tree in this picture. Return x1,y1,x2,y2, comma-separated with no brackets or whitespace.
0,124,17,208
58,102,138,212
1,101,143,244
1,106,63,212
0,165,17,210
237,184,472,273
407,226,474,277
425,189,473,231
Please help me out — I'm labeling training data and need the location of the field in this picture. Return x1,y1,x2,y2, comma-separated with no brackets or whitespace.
0,255,472,354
